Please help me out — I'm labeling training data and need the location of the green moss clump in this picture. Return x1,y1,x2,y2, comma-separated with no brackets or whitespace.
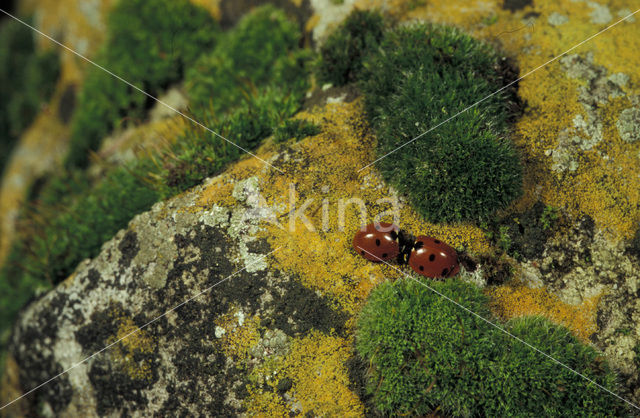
273,119,321,143
155,85,303,197
317,9,386,86
159,5,311,194
0,17,60,175
65,0,219,169
357,279,628,416
360,23,522,223
185,5,309,117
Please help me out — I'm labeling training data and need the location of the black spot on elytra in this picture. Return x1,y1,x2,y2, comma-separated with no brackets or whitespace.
429,254,436,262
382,253,388,258
442,268,449,276
375,238,381,246
434,239,441,244
419,265,424,271
415,241,424,249
118,230,139,270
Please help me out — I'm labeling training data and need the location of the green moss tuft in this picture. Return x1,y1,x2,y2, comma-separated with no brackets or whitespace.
0,16,60,175
158,5,311,195
360,23,522,223
357,279,628,416
185,4,309,118
273,119,321,143
317,9,386,86
65,0,219,169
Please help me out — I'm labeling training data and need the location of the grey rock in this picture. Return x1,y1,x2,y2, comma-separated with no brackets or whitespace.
6,175,349,416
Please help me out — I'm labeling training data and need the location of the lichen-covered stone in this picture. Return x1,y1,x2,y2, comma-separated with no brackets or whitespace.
4,172,350,416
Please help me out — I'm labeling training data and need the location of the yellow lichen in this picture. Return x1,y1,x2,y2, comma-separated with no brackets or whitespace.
244,386,289,417
282,332,363,416
0,105,69,266
214,306,262,363
107,313,156,381
254,100,490,315
487,283,600,342
245,332,364,416
19,0,116,84
0,354,28,416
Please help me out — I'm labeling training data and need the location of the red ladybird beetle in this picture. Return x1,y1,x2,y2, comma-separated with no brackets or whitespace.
352,222,400,262
408,235,460,278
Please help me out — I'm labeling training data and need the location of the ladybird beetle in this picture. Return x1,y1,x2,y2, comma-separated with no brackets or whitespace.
353,225,462,279
352,222,401,262
408,235,460,278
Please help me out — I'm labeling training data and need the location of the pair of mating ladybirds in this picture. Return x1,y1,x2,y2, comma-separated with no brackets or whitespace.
353,222,460,278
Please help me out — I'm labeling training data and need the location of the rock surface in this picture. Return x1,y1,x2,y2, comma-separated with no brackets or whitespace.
4,170,350,416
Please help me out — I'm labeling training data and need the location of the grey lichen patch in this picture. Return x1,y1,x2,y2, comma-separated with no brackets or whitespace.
617,107,640,143
588,1,612,25
250,329,289,359
129,216,177,290
547,131,582,172
548,53,630,173
524,215,640,401
547,12,568,26
618,8,637,23
227,177,281,273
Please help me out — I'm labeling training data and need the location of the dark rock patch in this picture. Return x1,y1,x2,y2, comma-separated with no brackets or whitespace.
502,0,533,12
478,255,514,286
10,294,73,415
488,201,565,261
89,358,152,416
118,230,140,270
345,355,382,417
266,277,349,337
57,83,76,124
84,268,101,292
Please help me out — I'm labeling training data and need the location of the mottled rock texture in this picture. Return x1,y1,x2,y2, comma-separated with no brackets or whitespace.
4,176,348,416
